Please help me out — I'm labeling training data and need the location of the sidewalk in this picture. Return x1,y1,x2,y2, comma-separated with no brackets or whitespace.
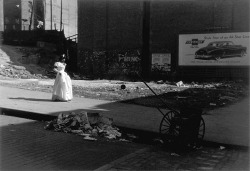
204,98,249,147
0,85,249,147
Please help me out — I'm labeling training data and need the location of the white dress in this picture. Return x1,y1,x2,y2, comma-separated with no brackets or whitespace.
52,62,73,101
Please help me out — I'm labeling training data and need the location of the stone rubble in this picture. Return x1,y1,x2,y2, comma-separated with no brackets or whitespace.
0,64,48,79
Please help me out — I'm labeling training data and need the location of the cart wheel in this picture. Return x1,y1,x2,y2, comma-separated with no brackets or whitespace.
197,117,205,141
189,116,206,148
159,110,180,143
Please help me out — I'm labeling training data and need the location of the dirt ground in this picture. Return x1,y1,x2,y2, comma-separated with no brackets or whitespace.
0,38,249,112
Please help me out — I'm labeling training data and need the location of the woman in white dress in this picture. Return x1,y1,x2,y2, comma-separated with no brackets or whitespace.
52,56,73,102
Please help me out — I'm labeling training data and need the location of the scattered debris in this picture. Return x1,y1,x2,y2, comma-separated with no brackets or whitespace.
72,73,81,80
127,133,138,140
171,153,180,157
119,139,131,142
12,65,26,70
176,81,184,87
44,111,124,141
71,130,83,134
219,96,237,101
195,146,203,150
176,96,188,100
209,103,217,106
105,134,117,139
157,80,164,84
203,84,216,88
153,138,164,144
176,81,189,87
84,136,97,141
219,146,226,150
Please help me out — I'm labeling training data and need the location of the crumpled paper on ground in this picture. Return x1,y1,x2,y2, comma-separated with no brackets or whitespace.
44,111,122,140
176,81,189,87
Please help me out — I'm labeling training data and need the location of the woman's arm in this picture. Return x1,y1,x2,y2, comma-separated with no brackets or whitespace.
53,68,59,73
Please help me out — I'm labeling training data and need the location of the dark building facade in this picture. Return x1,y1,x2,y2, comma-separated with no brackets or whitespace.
3,0,22,31
3,0,44,31
2,0,77,37
78,0,249,80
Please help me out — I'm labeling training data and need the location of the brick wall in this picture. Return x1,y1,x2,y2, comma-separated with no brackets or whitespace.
150,1,213,59
78,0,143,49
78,0,143,79
232,0,250,30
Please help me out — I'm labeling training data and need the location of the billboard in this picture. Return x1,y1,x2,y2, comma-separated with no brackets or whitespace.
179,32,250,66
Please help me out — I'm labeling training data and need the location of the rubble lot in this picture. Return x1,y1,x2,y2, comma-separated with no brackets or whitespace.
0,45,249,112
0,45,50,79
0,72,249,111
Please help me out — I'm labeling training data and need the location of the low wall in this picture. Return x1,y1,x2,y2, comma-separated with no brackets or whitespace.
2,30,65,46
78,49,142,80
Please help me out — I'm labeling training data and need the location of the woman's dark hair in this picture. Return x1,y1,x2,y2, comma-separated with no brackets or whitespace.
59,54,66,62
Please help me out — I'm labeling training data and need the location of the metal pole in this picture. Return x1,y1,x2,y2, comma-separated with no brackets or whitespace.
50,0,52,30
60,0,62,31
29,1,34,31
135,71,176,113
20,0,22,30
142,0,151,80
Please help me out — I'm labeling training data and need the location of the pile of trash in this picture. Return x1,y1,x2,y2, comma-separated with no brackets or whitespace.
44,111,123,141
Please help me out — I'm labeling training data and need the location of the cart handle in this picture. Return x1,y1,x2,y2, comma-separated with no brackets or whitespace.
135,71,177,113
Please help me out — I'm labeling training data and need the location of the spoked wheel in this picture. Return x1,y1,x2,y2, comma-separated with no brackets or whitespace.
215,55,221,60
196,117,205,145
186,116,206,147
159,110,206,146
159,110,181,143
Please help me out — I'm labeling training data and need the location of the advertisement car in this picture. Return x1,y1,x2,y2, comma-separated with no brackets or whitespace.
195,41,247,60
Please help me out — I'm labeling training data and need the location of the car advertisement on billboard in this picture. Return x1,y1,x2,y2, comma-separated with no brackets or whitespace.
178,32,250,66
